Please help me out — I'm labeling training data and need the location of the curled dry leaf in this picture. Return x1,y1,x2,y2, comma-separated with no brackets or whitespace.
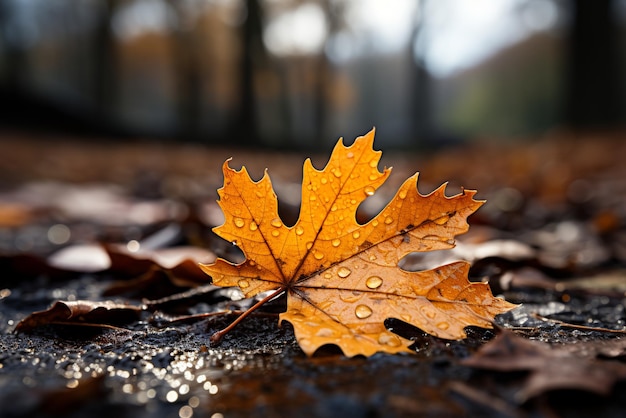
200,129,517,357
105,244,216,286
15,300,143,332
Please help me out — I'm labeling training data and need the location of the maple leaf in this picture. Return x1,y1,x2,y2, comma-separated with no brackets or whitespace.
199,128,517,357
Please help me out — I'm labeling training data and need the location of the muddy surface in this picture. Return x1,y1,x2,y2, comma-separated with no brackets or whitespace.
2,274,626,418
1,131,626,417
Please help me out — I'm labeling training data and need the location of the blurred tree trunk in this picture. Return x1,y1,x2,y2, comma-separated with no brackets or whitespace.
564,0,622,129
93,0,121,124
167,1,205,142
232,0,266,146
0,0,27,90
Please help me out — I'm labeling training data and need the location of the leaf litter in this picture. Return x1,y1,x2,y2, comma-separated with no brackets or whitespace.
1,129,626,417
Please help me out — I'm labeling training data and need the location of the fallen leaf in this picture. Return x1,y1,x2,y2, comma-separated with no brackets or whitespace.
200,129,517,357
47,244,112,273
15,300,143,332
105,243,216,285
461,329,626,401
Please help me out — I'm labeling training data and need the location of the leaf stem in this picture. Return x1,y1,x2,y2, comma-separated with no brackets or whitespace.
209,286,286,345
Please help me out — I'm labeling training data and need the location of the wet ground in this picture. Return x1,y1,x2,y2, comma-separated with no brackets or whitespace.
1,131,626,417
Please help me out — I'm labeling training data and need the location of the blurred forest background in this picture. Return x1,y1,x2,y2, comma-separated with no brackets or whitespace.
0,0,625,149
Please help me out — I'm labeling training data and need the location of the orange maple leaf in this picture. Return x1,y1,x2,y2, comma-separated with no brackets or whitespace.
200,128,517,357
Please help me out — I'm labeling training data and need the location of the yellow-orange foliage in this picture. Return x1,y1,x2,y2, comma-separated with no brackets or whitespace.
200,129,516,357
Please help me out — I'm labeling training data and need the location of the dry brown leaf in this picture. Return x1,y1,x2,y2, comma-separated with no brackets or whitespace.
15,300,143,332
200,129,517,356
461,329,626,401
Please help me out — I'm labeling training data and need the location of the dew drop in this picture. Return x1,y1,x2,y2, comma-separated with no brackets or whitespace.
337,267,351,278
365,276,383,289
331,204,338,212
314,251,324,260
249,221,258,231
369,174,378,181
309,195,317,201
340,292,361,303
295,226,304,236
368,254,377,261
437,322,450,330
384,216,393,225
316,328,334,337
271,218,282,228
238,279,250,289
422,308,436,319
271,230,280,237
324,272,332,279
355,305,373,319
433,215,450,225
234,218,245,228
306,242,313,250
372,219,379,227
398,189,407,199
321,177,328,184
378,333,402,347
332,238,341,247
346,152,354,159
364,186,375,196
333,169,342,178
352,231,360,239
369,160,378,168
350,199,357,205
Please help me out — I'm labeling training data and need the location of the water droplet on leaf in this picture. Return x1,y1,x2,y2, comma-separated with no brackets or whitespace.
422,307,436,319
238,279,250,289
337,267,351,278
295,226,304,235
316,328,334,337
271,218,282,228
364,186,375,196
366,276,383,289
355,305,373,319
437,322,449,330
339,291,361,303
378,333,402,347
332,238,341,247
234,218,245,228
